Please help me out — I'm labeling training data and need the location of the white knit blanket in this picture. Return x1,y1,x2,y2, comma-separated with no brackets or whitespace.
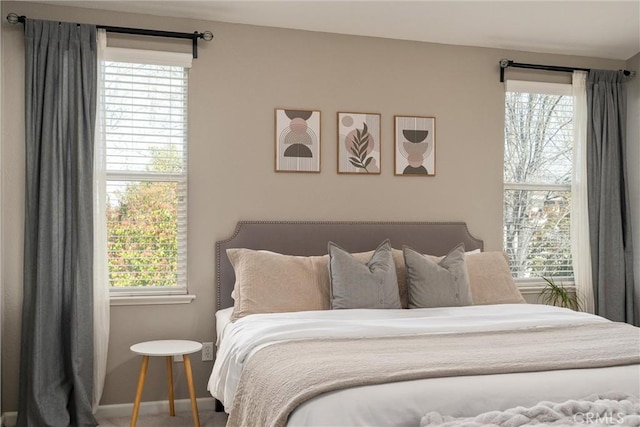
420,392,640,427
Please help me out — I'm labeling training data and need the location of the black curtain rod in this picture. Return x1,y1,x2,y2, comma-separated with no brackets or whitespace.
6,13,213,58
499,59,636,83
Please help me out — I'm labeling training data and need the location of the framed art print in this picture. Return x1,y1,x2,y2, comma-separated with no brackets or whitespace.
275,108,321,173
394,116,436,176
337,112,381,174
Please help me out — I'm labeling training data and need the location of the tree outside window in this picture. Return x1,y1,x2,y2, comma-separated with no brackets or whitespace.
102,60,188,291
504,87,574,280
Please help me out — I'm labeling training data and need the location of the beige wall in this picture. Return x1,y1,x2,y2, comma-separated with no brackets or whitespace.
0,1,628,412
0,3,3,415
626,52,640,322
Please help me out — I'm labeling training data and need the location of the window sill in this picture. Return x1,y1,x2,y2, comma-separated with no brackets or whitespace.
516,281,576,296
110,294,196,306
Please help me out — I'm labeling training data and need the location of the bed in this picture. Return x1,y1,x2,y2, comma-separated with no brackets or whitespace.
208,221,640,427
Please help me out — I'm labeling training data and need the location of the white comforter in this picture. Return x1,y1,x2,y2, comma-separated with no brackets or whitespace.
208,304,615,411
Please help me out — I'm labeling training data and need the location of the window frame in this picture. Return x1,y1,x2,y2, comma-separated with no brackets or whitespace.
503,80,575,285
99,47,191,299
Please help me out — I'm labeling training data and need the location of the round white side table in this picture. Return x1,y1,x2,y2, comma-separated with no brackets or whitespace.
129,340,203,427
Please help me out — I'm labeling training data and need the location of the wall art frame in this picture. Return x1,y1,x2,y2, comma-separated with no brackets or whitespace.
394,115,436,176
274,108,321,173
337,112,381,174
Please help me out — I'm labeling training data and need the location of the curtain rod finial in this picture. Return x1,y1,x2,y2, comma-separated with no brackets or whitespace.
500,59,512,69
202,31,213,41
6,13,22,25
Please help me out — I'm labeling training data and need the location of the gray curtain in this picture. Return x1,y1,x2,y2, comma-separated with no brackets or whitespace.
18,20,97,426
586,70,636,325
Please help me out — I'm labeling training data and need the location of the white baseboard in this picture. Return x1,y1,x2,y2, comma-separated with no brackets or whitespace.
1,397,216,426
96,396,216,419
1,412,15,427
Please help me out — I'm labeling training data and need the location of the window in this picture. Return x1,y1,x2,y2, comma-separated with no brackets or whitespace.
503,81,574,281
100,49,190,296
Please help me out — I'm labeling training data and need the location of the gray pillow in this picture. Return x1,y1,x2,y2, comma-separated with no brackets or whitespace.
328,239,401,309
404,243,473,309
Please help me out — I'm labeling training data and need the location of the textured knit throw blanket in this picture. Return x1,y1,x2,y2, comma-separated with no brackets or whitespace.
420,392,640,427
227,323,640,427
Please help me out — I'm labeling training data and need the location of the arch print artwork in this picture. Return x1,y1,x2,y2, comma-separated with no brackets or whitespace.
337,112,381,174
394,116,436,176
275,108,321,172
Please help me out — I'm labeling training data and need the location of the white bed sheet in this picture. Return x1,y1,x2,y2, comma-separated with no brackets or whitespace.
215,307,233,346
208,304,640,426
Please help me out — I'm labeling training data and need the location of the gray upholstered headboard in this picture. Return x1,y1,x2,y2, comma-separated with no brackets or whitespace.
215,221,483,310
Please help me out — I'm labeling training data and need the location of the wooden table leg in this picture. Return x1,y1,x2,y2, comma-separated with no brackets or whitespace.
130,355,149,427
183,354,200,427
166,356,175,416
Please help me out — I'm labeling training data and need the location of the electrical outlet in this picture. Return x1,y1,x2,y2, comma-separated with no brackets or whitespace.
173,354,183,362
202,342,214,361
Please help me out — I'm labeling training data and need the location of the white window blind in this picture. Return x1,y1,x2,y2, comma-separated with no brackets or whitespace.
101,49,189,294
503,81,574,281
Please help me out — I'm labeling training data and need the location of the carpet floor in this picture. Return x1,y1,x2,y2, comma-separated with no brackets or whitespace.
96,410,228,427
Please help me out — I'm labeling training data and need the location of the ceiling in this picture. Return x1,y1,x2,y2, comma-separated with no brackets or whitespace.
33,1,640,60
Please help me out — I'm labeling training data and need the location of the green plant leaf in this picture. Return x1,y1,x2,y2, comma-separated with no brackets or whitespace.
538,276,582,311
